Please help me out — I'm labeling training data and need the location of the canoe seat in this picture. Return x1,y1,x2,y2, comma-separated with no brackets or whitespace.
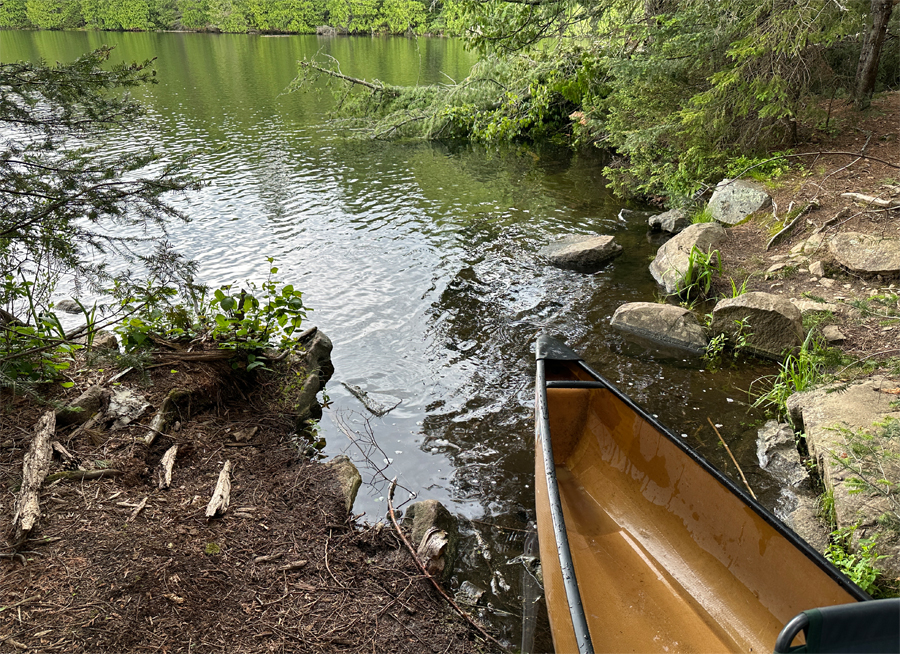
773,598,900,653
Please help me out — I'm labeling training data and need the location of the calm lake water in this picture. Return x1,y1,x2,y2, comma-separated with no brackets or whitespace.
2,30,779,650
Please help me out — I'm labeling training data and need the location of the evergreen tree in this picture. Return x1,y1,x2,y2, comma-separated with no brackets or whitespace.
0,47,201,318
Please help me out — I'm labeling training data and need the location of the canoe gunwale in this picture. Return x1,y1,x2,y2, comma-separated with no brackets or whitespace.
534,334,870,653
535,357,595,654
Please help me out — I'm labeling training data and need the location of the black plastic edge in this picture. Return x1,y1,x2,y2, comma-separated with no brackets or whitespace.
535,357,595,654
536,334,583,362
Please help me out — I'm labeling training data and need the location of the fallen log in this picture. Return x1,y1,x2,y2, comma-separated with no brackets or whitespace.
10,411,55,546
206,460,232,518
158,445,178,489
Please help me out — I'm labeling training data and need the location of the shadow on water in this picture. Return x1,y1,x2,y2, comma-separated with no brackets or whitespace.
2,31,782,652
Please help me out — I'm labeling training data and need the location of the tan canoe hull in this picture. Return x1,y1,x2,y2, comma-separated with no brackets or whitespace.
535,341,865,654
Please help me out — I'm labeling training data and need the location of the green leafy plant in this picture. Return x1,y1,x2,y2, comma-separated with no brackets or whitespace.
675,246,722,301
726,277,750,298
751,330,825,418
113,258,308,371
825,526,885,595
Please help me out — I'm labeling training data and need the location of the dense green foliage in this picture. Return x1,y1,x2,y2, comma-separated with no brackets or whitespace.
0,0,440,34
298,0,899,201
0,47,204,383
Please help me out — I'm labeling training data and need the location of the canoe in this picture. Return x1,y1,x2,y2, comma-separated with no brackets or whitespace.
534,335,871,654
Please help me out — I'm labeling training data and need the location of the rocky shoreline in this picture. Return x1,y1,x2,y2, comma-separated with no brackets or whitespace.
541,156,900,591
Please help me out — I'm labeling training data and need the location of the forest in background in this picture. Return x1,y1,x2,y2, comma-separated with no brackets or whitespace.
0,0,449,34
296,0,899,202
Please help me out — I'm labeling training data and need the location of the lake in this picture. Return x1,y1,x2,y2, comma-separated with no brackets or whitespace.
2,30,777,649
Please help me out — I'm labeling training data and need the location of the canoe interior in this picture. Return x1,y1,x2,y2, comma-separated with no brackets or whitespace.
537,359,861,654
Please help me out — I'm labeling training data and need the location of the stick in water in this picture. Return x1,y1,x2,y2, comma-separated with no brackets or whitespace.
707,417,757,500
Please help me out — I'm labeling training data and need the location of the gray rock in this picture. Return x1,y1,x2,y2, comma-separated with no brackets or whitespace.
809,261,826,277
828,232,900,276
56,385,110,427
648,208,689,233
822,325,845,343
757,421,808,487
610,302,708,353
454,580,486,606
108,388,151,430
301,329,334,385
539,234,622,272
341,382,401,417
789,299,841,316
649,223,727,294
710,292,803,360
324,455,361,515
74,329,118,350
786,377,900,578
54,299,81,314
292,373,321,421
403,499,459,582
790,234,828,258
707,179,772,225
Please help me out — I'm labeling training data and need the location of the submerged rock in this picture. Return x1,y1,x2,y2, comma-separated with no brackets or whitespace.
649,222,727,294
710,292,803,360
648,208,689,234
610,302,707,354
707,179,772,225
539,234,622,272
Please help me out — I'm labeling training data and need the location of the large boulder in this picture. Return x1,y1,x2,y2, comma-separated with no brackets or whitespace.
707,179,772,225
539,234,622,272
710,292,803,360
648,208,689,234
649,222,727,294
828,232,900,276
786,377,900,578
610,302,708,353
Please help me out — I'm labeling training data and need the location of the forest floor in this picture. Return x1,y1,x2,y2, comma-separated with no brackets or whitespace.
713,91,899,363
0,356,505,654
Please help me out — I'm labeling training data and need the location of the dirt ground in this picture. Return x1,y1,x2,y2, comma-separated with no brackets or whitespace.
0,357,504,654
713,92,900,363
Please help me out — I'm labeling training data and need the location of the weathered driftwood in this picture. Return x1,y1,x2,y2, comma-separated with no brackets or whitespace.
51,441,79,468
128,496,149,521
10,412,55,545
841,192,894,207
158,445,178,489
416,527,451,578
45,469,122,483
206,460,232,518
144,388,190,446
